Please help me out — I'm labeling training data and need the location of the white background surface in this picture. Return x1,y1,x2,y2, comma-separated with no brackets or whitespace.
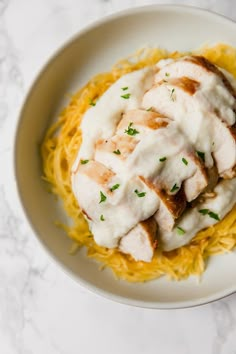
1,0,236,353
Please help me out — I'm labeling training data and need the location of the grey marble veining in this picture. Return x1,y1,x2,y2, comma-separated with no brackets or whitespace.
0,1,236,353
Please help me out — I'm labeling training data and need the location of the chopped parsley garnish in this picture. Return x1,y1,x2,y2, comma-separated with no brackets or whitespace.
113,149,121,155
124,122,139,136
176,227,186,235
196,150,205,162
121,86,128,91
110,184,120,192
100,214,105,221
208,211,220,221
170,88,175,101
121,93,131,99
159,157,167,162
146,107,153,111
170,183,179,193
198,209,220,221
165,72,170,77
99,191,107,203
80,159,89,165
182,157,188,166
199,209,209,215
89,98,96,106
134,189,146,198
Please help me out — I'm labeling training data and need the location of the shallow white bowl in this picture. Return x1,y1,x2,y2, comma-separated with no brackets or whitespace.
14,5,236,309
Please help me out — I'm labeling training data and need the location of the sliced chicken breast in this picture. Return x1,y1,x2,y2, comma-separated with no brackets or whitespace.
117,109,169,134
95,110,170,174
142,78,236,175
184,154,209,201
155,56,236,125
153,185,186,231
160,178,236,251
119,217,158,262
72,160,160,248
95,134,138,174
72,160,115,222
95,110,169,171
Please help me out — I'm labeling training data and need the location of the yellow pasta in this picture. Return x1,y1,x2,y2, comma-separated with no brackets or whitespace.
41,43,236,282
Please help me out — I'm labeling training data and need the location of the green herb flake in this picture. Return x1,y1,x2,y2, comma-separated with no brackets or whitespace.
176,226,186,235
124,122,139,136
89,98,96,106
196,150,205,162
199,209,209,215
170,183,179,193
80,159,89,165
100,214,105,221
198,209,220,221
134,189,146,198
159,157,167,162
170,88,175,101
165,72,170,77
99,191,107,204
146,107,153,111
182,157,188,166
208,211,220,221
110,184,120,192
121,93,131,99
113,149,121,155
121,86,128,91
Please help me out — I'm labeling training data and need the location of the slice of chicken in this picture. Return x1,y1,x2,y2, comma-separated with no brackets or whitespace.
117,109,169,134
119,217,158,262
184,153,208,201
154,201,177,232
160,178,236,251
155,56,236,125
212,121,236,177
72,160,160,248
186,56,236,99
95,110,170,173
95,134,138,174
141,177,186,231
142,78,236,175
72,160,115,222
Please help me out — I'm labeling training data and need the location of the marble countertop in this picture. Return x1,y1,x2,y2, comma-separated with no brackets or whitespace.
1,0,236,353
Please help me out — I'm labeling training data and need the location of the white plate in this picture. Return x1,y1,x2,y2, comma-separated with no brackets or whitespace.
14,5,236,309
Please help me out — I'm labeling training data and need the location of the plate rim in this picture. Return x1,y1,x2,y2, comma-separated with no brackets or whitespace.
14,3,236,309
